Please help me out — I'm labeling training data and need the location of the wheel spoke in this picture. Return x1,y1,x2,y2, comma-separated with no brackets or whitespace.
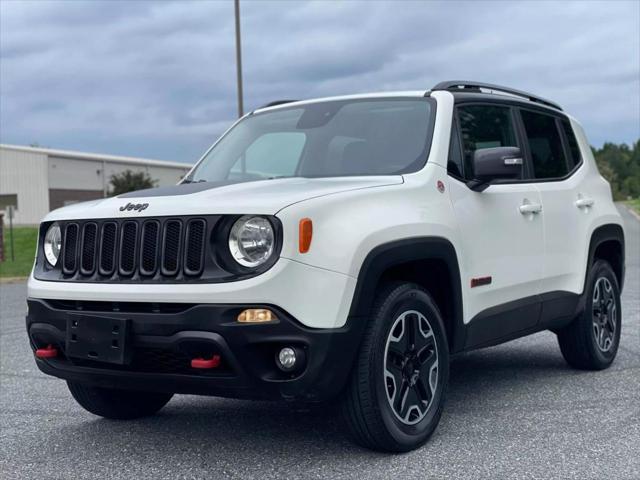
399,385,421,420
603,281,613,300
385,355,404,380
605,298,615,315
415,370,434,405
406,313,417,350
388,316,408,352
415,328,434,354
387,345,405,364
416,338,436,368
394,381,410,414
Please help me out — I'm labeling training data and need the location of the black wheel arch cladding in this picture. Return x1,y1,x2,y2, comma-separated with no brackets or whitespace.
348,237,465,353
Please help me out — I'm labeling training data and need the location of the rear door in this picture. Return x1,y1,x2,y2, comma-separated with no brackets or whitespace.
447,103,545,341
519,109,589,299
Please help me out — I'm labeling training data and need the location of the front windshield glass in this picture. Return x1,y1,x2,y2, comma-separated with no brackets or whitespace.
187,98,435,183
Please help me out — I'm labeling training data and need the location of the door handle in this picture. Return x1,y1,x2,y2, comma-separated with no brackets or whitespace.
519,203,542,215
575,197,594,208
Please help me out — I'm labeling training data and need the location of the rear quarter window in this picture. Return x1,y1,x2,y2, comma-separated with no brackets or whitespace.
560,118,582,169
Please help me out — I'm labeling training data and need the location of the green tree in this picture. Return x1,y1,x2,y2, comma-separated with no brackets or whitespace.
109,170,157,196
593,139,640,200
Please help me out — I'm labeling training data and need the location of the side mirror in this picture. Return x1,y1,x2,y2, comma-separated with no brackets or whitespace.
467,146,523,192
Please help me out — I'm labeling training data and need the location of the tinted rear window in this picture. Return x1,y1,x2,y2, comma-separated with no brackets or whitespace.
521,110,569,179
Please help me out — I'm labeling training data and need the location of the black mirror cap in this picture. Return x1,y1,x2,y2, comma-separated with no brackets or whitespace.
468,147,523,192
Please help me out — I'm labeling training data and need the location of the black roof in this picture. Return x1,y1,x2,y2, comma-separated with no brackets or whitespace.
432,80,562,111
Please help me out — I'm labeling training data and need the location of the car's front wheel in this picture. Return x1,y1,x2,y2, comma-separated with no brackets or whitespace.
67,382,173,420
341,282,449,452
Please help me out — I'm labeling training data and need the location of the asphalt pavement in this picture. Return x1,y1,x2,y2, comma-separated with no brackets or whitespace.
1,206,638,479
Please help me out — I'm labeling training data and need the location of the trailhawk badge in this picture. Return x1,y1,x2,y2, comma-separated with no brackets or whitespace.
119,202,149,212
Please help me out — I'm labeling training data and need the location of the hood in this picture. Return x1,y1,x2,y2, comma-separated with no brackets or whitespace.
43,176,403,221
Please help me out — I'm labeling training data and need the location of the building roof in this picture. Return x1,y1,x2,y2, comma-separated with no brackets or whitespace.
0,144,193,170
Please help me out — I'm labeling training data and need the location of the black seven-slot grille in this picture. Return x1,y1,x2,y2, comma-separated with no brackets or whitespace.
59,217,210,281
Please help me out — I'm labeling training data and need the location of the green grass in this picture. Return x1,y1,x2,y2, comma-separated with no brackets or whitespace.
625,198,640,215
0,227,38,278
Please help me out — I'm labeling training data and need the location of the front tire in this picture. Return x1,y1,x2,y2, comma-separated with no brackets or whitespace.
557,260,622,370
341,282,449,452
67,382,173,420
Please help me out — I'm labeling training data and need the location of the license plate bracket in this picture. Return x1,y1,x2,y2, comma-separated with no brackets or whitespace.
66,314,131,365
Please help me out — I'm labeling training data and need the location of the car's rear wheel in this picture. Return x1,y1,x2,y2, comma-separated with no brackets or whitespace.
341,282,449,452
67,382,173,420
557,259,621,370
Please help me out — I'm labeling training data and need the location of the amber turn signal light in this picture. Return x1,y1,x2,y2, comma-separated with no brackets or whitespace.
237,309,277,323
299,218,313,253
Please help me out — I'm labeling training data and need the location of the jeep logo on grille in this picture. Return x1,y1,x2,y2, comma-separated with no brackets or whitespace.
119,202,149,212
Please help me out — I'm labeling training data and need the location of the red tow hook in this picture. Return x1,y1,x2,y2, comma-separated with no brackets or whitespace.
35,344,58,359
191,355,221,369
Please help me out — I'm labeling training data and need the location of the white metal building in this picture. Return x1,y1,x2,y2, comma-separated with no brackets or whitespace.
0,144,193,225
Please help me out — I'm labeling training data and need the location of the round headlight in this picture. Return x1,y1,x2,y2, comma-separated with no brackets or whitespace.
228,216,275,268
44,223,62,266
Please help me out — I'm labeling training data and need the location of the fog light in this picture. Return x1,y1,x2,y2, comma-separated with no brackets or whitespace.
237,309,277,323
277,347,297,371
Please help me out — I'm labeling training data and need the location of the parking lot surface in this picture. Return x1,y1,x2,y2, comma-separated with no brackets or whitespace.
1,206,638,479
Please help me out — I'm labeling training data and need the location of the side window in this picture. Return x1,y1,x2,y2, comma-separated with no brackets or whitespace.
458,105,518,179
560,118,582,169
230,132,305,179
447,119,464,179
520,110,569,179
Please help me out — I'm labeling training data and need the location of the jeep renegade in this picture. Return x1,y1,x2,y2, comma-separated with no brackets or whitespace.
27,81,625,452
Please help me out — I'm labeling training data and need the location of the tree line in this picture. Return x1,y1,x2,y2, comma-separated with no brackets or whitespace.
593,140,640,200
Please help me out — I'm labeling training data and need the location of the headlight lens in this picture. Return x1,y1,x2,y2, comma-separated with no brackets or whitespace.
43,223,62,266
228,216,275,268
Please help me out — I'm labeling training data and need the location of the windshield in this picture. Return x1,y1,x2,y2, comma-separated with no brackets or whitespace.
187,98,435,183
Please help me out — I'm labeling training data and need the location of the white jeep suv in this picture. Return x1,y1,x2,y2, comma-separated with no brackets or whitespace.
27,81,625,452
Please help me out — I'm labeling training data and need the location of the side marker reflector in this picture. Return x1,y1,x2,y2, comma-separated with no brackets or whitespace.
471,276,492,288
35,345,58,359
191,355,221,369
299,218,313,253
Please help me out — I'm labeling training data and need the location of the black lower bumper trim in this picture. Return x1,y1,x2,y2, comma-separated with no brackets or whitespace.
26,298,364,401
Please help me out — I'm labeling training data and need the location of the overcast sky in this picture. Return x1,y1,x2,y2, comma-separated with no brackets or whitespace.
1,0,638,163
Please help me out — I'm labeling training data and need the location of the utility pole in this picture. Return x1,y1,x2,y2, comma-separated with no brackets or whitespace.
234,0,244,118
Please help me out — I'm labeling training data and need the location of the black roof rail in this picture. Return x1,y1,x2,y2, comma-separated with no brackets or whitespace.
258,99,298,109
432,80,562,111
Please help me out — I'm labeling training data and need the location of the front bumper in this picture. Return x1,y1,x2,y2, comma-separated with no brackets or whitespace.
26,298,364,401
27,258,357,330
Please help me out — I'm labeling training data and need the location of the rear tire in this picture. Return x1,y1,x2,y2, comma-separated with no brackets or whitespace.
557,260,621,370
67,382,173,420
341,282,449,452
